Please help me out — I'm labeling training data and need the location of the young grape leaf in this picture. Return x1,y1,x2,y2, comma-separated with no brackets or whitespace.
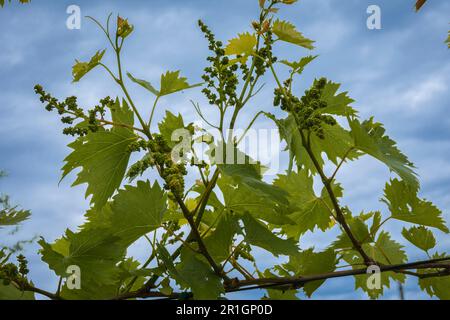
418,253,450,300
61,99,138,209
158,111,194,148
0,208,30,227
242,213,299,257
203,214,240,263
79,181,166,246
369,211,383,236
72,50,106,83
39,229,126,299
349,118,419,190
176,248,224,300
274,171,341,238
128,71,201,97
161,70,202,96
270,114,358,173
319,80,357,116
107,181,167,245
127,72,159,96
286,249,337,296
272,19,314,50
0,284,34,300
217,175,294,226
218,163,289,206
383,179,449,233
401,226,436,252
341,231,407,299
332,214,372,249
224,32,257,57
280,55,318,75
217,145,289,206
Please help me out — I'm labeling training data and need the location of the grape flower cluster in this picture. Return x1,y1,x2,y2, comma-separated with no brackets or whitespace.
274,77,336,139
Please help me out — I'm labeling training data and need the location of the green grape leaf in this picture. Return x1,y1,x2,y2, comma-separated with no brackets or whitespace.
203,214,240,263
106,181,167,245
158,111,193,148
218,175,294,226
270,113,358,173
332,214,372,249
349,118,419,190
128,71,201,97
286,249,337,296
216,144,288,206
0,208,30,227
127,72,160,96
81,181,166,246
39,181,166,299
218,162,288,206
61,99,137,209
383,179,449,233
272,19,314,50
370,211,383,237
39,229,126,294
157,244,182,280
0,284,34,300
341,231,407,299
242,213,299,257
319,80,357,116
418,253,450,300
280,55,318,75
72,50,106,83
117,258,149,292
176,249,224,300
160,71,202,96
401,226,436,252
274,171,340,238
225,32,257,57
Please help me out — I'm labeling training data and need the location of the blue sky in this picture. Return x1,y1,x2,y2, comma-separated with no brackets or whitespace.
0,0,449,300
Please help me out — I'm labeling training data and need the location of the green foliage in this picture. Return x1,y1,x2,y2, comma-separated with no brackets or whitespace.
0,173,35,300
383,179,449,233
225,32,257,58
158,111,193,148
242,213,298,256
0,174,30,228
447,30,450,48
280,55,318,75
0,208,30,227
418,253,450,300
341,231,408,299
128,71,201,97
61,99,138,209
285,249,337,296
402,226,436,252
6,0,447,301
272,19,315,49
0,0,29,7
0,283,34,300
176,249,224,299
274,171,339,238
72,50,106,83
349,118,419,190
